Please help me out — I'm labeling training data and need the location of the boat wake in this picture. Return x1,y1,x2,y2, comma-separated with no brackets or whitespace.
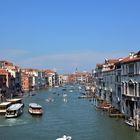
0,119,28,127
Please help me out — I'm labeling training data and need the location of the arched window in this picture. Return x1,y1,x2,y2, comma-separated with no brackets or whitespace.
128,80,134,96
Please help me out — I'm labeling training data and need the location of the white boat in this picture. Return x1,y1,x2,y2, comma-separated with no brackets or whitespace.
6,98,22,104
29,103,43,115
124,119,134,127
0,102,11,114
63,94,67,97
78,86,82,90
62,88,66,91
63,98,67,103
46,98,54,103
5,103,24,118
56,135,72,140
69,90,73,93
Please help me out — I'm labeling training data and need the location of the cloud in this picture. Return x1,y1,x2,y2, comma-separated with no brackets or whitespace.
18,51,128,73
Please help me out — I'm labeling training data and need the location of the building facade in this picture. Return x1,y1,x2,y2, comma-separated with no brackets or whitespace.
94,51,140,119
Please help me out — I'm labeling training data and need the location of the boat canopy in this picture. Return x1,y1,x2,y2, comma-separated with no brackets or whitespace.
0,102,11,106
6,98,22,103
29,103,42,108
7,103,23,111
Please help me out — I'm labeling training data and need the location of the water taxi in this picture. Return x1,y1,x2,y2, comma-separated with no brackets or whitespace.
29,103,43,115
6,98,22,104
0,102,11,114
5,103,24,118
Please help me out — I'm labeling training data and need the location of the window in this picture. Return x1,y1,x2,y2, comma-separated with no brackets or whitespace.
129,63,134,75
139,83,140,97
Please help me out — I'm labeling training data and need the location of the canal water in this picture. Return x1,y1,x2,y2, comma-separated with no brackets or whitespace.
0,85,140,140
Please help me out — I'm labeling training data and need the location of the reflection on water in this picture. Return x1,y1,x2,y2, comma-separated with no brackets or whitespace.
0,118,28,127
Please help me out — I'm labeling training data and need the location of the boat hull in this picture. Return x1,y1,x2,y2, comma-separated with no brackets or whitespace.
29,111,43,115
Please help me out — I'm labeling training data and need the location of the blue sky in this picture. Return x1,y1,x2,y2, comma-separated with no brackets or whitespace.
0,0,140,73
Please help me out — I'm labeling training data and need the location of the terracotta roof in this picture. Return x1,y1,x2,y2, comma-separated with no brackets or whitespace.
21,72,30,77
105,59,119,64
23,68,39,72
44,70,55,73
0,60,9,63
0,60,14,66
122,52,140,63
96,64,103,68
122,57,140,63
0,69,8,74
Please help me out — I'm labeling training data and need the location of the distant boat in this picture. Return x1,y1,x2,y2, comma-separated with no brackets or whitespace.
5,103,24,118
56,135,72,140
78,86,82,90
63,98,67,103
69,90,73,93
62,88,66,91
31,93,36,96
63,94,67,97
46,98,54,103
29,103,43,115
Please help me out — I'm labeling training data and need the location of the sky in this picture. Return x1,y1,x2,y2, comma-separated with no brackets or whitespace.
0,0,140,73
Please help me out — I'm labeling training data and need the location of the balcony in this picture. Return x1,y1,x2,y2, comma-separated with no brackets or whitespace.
128,72,134,77
122,93,140,101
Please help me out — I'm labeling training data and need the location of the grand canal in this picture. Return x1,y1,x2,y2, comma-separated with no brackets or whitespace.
0,85,140,140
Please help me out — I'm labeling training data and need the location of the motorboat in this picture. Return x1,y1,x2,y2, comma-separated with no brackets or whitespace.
63,94,67,97
46,98,54,103
56,135,72,140
124,119,135,127
63,98,67,103
6,98,22,104
29,103,43,115
69,90,73,93
0,102,11,114
78,86,82,90
5,103,24,118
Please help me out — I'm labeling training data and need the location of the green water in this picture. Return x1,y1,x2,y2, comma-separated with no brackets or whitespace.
0,85,140,140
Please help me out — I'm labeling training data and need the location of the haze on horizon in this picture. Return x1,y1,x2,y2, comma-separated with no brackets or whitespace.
0,0,140,73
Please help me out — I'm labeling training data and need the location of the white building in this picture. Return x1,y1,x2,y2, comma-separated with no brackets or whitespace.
121,52,140,118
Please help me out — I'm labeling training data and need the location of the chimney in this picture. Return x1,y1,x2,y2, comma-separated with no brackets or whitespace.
129,52,134,57
119,58,123,61
105,59,108,64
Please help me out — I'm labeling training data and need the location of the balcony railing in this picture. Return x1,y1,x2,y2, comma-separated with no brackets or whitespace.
122,93,140,98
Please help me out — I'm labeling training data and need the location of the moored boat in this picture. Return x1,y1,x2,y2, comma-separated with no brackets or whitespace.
0,102,11,115
124,118,135,127
29,103,43,115
5,103,24,118
6,98,22,104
